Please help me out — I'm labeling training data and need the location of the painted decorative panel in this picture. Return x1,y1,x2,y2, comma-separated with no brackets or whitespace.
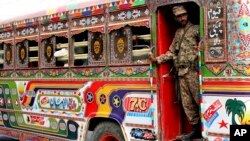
0,31,13,41
88,32,106,66
4,43,14,69
16,40,28,68
110,26,132,65
108,7,150,32
41,21,68,33
71,15,105,33
16,27,39,38
202,90,250,140
227,1,250,76
205,0,227,63
41,36,56,67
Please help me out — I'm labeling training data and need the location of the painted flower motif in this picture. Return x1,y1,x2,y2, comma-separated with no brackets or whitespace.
244,66,250,75
144,9,149,15
110,15,115,21
223,68,236,77
91,17,98,25
87,18,91,25
23,70,30,77
237,14,250,34
84,69,91,76
102,71,110,77
118,68,123,74
50,70,58,76
132,9,140,18
237,65,244,71
101,16,105,22
67,72,72,78
136,68,141,73
11,73,17,78
126,11,132,19
92,68,97,74
36,73,42,78
118,11,126,20
126,67,134,76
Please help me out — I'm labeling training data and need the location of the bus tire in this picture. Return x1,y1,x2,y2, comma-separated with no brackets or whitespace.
92,121,125,141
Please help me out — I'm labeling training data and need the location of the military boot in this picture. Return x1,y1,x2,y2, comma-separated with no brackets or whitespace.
180,123,202,141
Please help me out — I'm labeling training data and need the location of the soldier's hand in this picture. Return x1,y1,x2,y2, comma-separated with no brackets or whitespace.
193,45,200,55
148,52,156,62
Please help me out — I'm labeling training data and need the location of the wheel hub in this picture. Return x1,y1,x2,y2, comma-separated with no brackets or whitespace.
100,133,119,141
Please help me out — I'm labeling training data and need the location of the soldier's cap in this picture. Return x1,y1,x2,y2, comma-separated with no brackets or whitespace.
172,5,187,16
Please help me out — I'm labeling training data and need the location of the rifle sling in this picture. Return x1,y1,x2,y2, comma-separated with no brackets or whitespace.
177,24,193,52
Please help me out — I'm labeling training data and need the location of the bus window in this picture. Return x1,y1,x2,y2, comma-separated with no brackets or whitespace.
72,31,88,66
55,36,69,67
131,26,150,64
0,43,3,69
41,35,69,67
109,26,132,65
28,40,38,68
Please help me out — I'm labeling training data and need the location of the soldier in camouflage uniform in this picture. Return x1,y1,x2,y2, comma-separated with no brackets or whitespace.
149,5,201,140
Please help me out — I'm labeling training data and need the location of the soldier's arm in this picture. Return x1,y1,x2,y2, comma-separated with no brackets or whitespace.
155,30,180,64
193,25,200,56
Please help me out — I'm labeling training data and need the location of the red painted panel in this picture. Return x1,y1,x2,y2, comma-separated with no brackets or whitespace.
84,82,102,117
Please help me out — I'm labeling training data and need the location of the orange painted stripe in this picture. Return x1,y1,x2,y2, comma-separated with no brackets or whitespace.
203,81,250,86
26,81,85,91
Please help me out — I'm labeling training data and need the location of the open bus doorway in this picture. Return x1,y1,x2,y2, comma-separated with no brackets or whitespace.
156,2,200,140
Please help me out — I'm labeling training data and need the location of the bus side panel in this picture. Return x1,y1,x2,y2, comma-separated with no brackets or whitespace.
0,80,158,141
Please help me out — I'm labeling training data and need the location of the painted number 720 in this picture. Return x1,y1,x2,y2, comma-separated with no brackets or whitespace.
129,97,148,111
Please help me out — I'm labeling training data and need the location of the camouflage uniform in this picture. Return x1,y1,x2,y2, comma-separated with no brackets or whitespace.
156,21,200,125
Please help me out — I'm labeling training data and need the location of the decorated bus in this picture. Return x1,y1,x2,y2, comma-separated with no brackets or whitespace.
0,0,247,140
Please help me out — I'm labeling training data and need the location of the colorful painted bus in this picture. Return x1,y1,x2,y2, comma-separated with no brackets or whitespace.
0,0,159,140
0,0,247,141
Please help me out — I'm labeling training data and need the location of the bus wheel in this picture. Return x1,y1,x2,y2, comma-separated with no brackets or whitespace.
92,121,125,141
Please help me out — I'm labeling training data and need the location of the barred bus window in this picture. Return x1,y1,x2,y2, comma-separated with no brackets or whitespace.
28,41,38,68
0,43,3,69
55,36,69,67
72,31,88,66
28,40,38,68
131,26,151,64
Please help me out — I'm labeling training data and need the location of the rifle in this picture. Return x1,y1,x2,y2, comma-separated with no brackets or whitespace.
174,70,181,104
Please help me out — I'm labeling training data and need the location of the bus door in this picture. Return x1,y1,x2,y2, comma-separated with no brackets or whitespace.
156,1,201,140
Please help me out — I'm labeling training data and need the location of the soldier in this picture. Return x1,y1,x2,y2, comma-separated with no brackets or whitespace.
149,5,201,140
